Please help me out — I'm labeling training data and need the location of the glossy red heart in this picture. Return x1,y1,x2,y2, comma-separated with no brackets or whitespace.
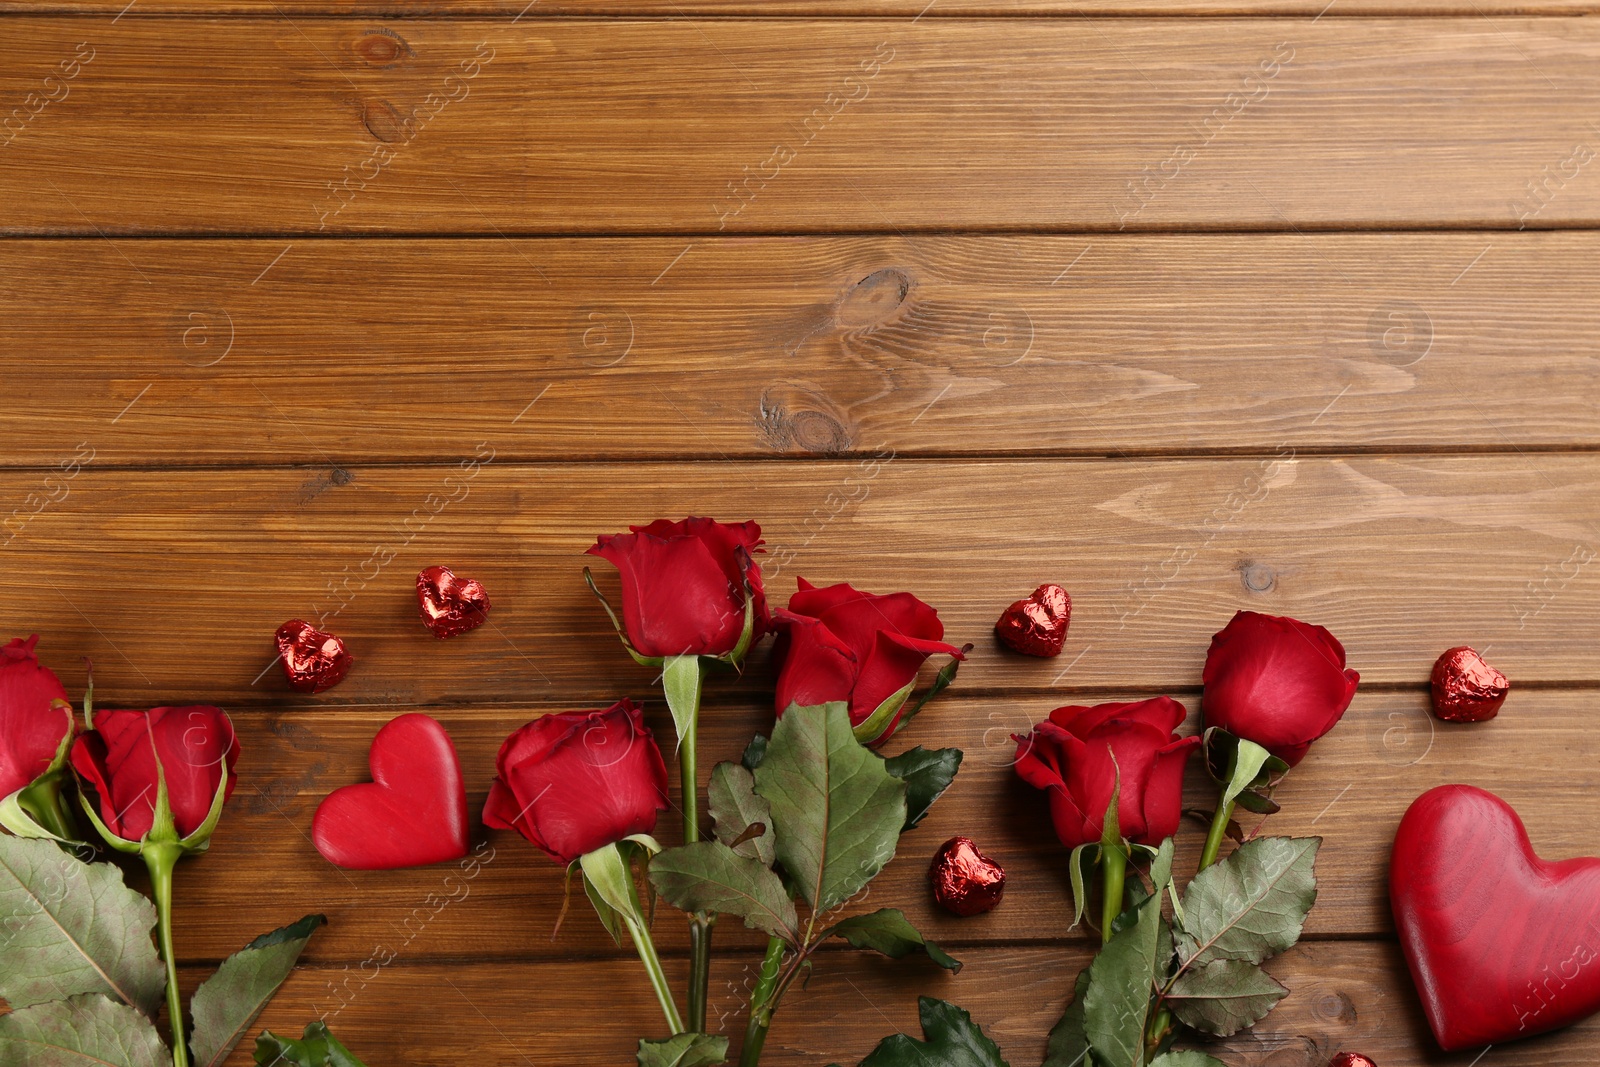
416,565,491,639
1391,785,1600,1049
994,583,1071,657
313,713,469,870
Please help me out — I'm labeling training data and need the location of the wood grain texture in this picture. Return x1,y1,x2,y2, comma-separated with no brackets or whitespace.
10,0,1600,14
3,457,1597,705
175,942,1597,1065
5,19,1600,233
4,234,1598,464
127,688,1600,963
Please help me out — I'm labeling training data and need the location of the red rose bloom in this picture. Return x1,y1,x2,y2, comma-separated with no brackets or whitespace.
771,579,965,742
588,518,768,659
1013,698,1200,849
70,706,239,840
0,636,73,799
1201,610,1360,766
483,699,669,864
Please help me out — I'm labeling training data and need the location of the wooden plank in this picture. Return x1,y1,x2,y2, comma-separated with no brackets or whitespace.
4,457,1597,703
5,234,1599,464
4,19,1600,233
10,0,1600,15
143,688,1600,963
179,942,1597,1065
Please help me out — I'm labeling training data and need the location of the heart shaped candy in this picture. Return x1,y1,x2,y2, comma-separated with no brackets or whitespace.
1391,785,1600,1049
416,565,491,639
276,619,352,693
312,713,469,870
994,583,1071,657
1429,646,1509,722
928,836,1006,917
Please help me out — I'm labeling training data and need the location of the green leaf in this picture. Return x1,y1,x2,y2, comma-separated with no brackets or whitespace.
0,834,165,1016
1042,969,1091,1067
825,908,961,971
708,762,774,866
1148,1053,1228,1067
1177,836,1320,969
636,1032,729,1067
851,678,916,746
741,734,768,771
1084,839,1173,1067
189,914,327,1067
254,1022,368,1067
0,993,168,1067
755,702,907,913
882,747,963,832
829,997,1009,1067
1166,958,1289,1037
648,841,798,941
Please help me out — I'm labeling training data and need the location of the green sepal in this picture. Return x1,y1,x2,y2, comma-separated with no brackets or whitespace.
891,644,971,736
1066,843,1097,930
662,654,705,754
1,701,84,844
851,677,917,746
584,566,664,668
719,568,760,669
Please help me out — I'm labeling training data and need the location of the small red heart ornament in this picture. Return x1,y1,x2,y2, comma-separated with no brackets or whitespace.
994,583,1071,657
1391,785,1600,1049
416,565,491,639
1429,646,1509,722
275,619,352,693
312,713,469,870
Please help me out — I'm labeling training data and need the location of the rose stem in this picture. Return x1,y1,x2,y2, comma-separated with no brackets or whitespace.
738,937,787,1066
1099,845,1127,947
144,841,189,1067
625,909,685,1035
665,654,714,1032
1198,794,1236,870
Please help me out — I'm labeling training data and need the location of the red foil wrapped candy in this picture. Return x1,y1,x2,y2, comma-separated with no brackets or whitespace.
1329,1055,1377,1067
928,836,1005,916
994,583,1071,657
276,620,352,693
1429,646,1508,723
417,565,492,639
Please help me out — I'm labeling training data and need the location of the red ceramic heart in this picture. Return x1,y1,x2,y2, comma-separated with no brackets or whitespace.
275,619,352,693
1429,646,1509,722
313,713,469,870
994,583,1071,657
416,565,492,639
1391,785,1600,1049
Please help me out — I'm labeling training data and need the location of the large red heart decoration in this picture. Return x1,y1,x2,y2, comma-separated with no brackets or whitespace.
313,713,469,870
1391,784,1600,1049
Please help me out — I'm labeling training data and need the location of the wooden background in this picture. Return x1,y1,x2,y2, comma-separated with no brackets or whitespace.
3,1,1599,1063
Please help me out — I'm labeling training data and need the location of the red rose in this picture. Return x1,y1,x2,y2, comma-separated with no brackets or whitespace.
771,578,965,743
588,518,768,659
0,635,73,799
1201,610,1360,766
483,699,669,864
1013,698,1200,849
70,706,239,841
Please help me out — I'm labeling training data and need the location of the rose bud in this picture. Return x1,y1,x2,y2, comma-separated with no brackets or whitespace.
1201,610,1360,767
586,518,768,664
1013,698,1200,850
71,705,239,851
0,635,80,842
772,578,966,745
482,698,669,865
